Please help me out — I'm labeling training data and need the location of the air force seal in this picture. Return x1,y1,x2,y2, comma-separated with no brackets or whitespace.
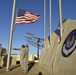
62,30,76,57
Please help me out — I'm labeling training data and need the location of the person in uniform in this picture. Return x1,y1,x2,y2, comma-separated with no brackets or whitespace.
0,44,2,68
13,44,29,74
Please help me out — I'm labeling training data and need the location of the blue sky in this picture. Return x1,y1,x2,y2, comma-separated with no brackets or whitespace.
0,0,76,55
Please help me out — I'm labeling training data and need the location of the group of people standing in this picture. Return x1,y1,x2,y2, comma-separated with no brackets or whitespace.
0,43,29,74
13,44,29,74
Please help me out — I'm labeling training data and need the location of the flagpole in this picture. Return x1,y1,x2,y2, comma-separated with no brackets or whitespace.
49,0,52,43
6,0,16,71
59,0,62,39
44,0,46,46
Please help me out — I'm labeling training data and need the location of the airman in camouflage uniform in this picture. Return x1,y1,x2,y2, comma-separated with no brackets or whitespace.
0,44,2,68
13,44,29,74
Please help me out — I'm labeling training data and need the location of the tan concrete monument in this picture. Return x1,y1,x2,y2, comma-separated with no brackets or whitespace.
39,19,76,75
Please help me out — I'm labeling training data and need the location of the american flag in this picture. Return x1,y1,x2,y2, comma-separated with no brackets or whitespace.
16,9,40,24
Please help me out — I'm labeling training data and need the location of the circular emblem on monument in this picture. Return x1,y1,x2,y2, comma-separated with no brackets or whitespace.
62,30,76,57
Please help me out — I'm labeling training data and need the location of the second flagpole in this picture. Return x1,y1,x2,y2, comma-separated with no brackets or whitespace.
44,0,46,46
59,0,62,39
49,0,52,43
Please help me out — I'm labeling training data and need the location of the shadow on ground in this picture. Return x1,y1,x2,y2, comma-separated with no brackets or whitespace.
9,61,35,72
28,62,35,72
